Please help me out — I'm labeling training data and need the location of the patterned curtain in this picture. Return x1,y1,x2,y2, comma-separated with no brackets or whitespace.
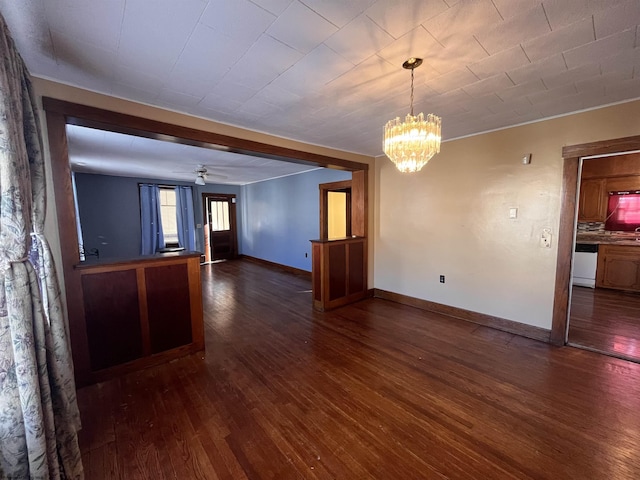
175,186,196,251
0,14,84,480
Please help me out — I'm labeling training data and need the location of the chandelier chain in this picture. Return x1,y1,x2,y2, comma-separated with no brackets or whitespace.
410,68,414,117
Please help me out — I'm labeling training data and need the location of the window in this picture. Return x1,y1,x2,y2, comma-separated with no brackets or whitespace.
209,200,230,232
159,187,179,245
606,191,640,231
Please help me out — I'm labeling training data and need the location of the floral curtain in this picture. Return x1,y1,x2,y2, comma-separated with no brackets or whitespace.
0,14,84,480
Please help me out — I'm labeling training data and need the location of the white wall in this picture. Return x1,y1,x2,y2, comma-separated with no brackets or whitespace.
375,99,640,330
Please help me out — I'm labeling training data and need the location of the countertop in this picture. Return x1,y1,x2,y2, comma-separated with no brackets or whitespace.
74,250,202,269
576,232,640,246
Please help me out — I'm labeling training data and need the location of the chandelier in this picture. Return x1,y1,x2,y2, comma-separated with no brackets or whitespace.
383,58,441,173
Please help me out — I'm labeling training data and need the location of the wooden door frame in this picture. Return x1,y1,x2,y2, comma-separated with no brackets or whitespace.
202,192,238,262
550,134,640,345
319,179,352,239
41,97,369,385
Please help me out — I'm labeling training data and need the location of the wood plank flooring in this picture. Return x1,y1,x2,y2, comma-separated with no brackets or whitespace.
569,285,640,362
77,260,640,479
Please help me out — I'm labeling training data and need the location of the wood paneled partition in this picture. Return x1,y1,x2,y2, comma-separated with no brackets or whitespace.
77,253,203,382
314,168,368,311
311,237,368,311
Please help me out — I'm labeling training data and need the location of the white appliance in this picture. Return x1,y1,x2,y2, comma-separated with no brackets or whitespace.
572,243,598,288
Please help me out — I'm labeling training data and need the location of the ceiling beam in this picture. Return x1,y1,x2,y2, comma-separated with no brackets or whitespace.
42,97,369,172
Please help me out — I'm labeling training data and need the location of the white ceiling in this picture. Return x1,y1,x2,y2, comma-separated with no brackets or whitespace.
66,125,320,185
2,0,640,178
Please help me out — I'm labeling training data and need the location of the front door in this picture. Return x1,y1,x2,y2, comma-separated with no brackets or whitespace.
202,193,237,262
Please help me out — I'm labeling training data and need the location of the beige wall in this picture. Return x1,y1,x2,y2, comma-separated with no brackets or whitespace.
35,77,640,332
375,99,640,330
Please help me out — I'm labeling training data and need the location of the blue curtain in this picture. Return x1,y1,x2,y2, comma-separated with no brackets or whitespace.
140,184,164,255
175,186,196,251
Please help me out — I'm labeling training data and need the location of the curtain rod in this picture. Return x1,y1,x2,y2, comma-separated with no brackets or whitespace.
139,183,194,189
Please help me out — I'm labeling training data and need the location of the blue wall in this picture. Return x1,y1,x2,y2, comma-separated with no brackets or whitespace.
74,173,241,259
240,168,351,272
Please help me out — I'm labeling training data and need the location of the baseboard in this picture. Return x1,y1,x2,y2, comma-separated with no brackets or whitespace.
239,255,312,278
373,288,551,343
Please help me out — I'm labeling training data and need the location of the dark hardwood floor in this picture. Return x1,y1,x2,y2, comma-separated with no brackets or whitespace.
569,285,640,362
78,260,640,479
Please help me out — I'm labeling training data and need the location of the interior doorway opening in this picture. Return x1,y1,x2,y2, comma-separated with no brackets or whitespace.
320,179,352,240
566,151,640,363
552,136,640,365
202,193,238,263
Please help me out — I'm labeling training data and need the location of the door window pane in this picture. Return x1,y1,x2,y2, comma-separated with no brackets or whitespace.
210,200,230,231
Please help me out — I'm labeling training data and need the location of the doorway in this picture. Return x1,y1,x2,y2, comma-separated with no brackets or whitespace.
551,135,640,364
202,193,237,262
566,152,640,362
319,179,352,239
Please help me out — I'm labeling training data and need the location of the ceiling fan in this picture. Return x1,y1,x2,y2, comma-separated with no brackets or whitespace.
194,165,207,185
192,165,227,185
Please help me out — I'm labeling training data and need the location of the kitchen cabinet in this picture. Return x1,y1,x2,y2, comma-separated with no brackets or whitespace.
578,178,607,222
596,245,640,292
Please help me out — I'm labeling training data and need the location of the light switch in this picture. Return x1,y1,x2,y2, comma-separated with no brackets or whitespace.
509,207,518,219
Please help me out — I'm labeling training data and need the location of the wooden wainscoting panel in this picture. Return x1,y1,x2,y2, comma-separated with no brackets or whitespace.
145,263,193,354
348,240,365,295
311,238,368,311
186,258,205,352
81,270,144,370
312,243,322,303
136,267,152,356
328,243,347,301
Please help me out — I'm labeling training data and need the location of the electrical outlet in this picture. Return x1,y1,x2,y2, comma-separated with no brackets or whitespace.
541,228,552,248
439,275,445,283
